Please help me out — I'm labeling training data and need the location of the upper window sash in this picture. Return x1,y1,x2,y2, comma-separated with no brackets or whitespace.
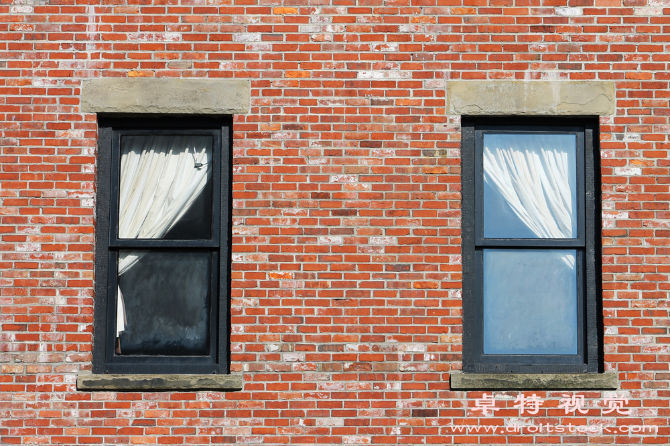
107,129,222,249
474,126,586,248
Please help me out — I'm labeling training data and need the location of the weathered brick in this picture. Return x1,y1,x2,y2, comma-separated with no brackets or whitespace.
0,3,668,446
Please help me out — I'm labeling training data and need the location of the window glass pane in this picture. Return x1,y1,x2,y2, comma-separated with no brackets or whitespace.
483,249,579,355
119,135,213,240
483,133,577,239
116,250,212,356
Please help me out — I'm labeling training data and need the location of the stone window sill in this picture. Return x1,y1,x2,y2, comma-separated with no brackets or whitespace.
77,373,244,391
450,372,617,390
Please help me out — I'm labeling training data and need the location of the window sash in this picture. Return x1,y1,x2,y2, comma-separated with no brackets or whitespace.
108,129,222,249
104,250,220,374
471,248,586,369
474,126,586,247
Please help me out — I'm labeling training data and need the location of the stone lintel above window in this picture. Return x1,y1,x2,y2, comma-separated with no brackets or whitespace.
81,78,251,115
446,80,615,116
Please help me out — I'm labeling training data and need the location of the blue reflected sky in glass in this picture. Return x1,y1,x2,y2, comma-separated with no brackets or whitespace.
483,133,577,239
483,249,578,355
484,181,536,238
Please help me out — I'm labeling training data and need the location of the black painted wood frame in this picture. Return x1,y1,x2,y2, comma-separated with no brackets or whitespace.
93,117,232,374
461,117,602,374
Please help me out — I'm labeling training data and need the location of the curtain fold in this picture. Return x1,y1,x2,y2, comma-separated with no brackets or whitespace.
116,135,213,337
483,135,575,268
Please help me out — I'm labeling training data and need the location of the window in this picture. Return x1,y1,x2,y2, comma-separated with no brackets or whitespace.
461,118,601,374
93,117,231,374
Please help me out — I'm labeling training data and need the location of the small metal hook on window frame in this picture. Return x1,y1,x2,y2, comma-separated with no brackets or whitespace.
192,151,210,169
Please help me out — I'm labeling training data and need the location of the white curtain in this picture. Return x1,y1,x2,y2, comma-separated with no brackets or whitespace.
116,135,212,336
483,135,575,268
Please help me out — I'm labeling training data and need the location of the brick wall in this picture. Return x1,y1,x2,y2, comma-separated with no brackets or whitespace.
1,1,669,445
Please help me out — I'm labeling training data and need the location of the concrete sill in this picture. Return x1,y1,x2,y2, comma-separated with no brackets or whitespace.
450,372,617,390
77,374,244,391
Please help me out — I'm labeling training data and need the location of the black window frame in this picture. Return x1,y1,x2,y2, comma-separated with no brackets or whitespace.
461,117,601,374
93,116,232,375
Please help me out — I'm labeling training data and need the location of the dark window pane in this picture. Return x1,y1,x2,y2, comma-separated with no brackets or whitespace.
116,250,212,356
483,249,579,355
163,180,213,240
118,135,213,240
483,133,577,239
